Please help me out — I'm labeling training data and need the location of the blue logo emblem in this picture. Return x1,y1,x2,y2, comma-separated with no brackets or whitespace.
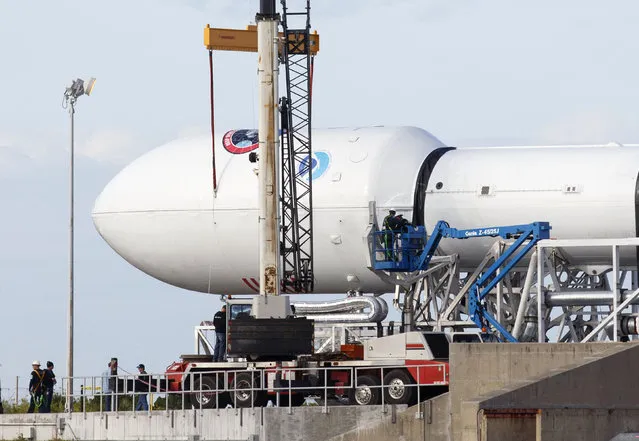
298,151,330,181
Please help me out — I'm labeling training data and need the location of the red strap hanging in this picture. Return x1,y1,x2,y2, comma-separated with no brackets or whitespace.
209,50,218,194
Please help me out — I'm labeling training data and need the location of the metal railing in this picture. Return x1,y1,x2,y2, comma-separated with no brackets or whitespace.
0,364,448,418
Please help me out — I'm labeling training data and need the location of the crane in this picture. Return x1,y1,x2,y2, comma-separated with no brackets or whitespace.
202,1,319,358
204,2,319,295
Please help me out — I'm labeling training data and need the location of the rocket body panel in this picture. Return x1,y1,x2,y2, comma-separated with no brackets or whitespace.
92,126,639,295
424,147,639,268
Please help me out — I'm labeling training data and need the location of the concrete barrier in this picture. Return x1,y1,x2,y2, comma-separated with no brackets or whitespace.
0,408,259,440
325,393,451,441
0,405,404,441
451,342,639,441
0,414,59,441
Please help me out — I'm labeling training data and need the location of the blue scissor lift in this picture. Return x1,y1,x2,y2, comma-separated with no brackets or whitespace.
370,220,551,342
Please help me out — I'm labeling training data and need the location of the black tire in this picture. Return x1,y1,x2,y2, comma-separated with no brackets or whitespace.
348,375,381,406
230,372,266,408
191,375,230,409
383,369,415,405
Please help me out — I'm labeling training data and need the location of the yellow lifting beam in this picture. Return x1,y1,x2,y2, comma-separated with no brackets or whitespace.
204,24,319,55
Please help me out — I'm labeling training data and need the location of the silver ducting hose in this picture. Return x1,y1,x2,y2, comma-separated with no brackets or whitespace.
545,290,639,307
376,295,388,320
292,296,388,323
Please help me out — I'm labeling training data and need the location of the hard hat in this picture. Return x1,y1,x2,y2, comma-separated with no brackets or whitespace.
32,360,40,366
388,208,396,213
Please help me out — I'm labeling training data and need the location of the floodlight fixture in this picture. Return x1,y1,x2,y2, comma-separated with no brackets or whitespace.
84,77,96,96
65,77,97,102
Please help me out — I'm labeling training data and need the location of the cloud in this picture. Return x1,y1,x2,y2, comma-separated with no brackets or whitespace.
0,125,205,173
0,132,54,173
0,145,34,171
79,129,151,165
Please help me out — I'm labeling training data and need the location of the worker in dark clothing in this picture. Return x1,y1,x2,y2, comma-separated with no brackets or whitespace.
41,361,56,413
392,214,415,262
382,209,400,260
382,209,397,231
135,364,150,411
213,305,227,362
27,361,46,413
394,214,413,232
103,358,118,411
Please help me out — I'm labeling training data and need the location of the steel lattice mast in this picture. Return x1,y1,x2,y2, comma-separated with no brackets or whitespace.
279,0,316,293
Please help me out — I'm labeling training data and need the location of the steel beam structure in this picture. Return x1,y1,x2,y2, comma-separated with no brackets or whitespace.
386,236,639,344
279,0,315,293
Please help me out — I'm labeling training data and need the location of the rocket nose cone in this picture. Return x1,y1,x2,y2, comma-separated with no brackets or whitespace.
91,170,131,237
91,170,139,252
91,165,137,252
91,136,218,291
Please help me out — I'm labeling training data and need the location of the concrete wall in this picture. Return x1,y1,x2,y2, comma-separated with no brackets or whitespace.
326,393,451,441
262,405,406,441
475,343,639,441
450,342,633,441
474,408,639,441
0,414,59,441
0,408,260,441
0,405,407,441
538,409,639,441
424,393,452,441
451,342,639,441
481,343,639,410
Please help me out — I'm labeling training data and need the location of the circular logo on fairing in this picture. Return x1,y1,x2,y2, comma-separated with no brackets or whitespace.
222,129,259,154
298,151,331,181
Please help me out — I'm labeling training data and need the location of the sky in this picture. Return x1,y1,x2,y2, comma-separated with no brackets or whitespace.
2,0,639,399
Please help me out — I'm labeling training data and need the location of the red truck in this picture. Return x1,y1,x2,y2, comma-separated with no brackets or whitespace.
166,329,451,408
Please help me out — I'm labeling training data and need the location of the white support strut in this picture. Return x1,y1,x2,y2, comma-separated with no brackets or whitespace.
257,11,280,296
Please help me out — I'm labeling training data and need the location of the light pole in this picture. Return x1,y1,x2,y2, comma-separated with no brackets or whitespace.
0,363,3,415
62,77,96,412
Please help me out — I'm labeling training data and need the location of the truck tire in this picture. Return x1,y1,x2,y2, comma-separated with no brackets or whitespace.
383,369,414,405
348,375,380,406
191,375,230,409
230,372,266,408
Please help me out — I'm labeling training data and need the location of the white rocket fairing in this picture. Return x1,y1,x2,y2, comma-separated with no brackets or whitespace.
92,126,639,295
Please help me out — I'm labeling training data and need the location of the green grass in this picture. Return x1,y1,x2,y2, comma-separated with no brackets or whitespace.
1,392,184,413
